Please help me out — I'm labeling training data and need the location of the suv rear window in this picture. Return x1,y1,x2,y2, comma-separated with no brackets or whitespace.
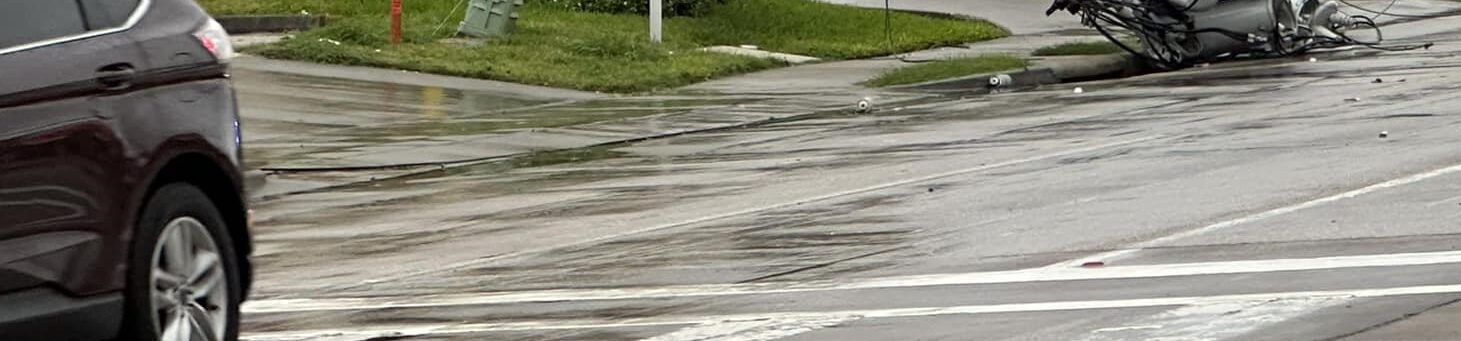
0,0,88,50
80,0,143,30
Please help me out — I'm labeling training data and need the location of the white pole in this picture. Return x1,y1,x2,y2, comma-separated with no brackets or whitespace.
650,0,663,43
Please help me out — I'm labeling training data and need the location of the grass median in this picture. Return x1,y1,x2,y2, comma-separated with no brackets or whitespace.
202,0,1007,93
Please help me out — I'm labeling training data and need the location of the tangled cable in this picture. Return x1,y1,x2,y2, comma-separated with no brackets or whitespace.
1049,0,1435,69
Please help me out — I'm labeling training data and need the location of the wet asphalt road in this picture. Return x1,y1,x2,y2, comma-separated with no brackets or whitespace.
233,28,1461,341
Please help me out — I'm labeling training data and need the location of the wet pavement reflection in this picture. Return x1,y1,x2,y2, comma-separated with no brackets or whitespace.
238,32,1461,341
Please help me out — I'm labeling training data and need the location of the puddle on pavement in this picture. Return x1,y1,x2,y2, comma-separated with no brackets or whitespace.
561,96,770,109
241,43,1461,308
252,124,937,289
466,193,913,260
335,107,683,138
246,80,1234,295
510,146,630,168
452,180,745,223
265,146,641,199
418,210,923,291
237,79,844,177
278,78,1194,185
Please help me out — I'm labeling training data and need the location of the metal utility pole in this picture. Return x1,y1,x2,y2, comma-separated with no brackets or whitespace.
650,0,663,43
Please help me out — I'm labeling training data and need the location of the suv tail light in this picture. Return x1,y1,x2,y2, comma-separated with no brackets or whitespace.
194,18,236,63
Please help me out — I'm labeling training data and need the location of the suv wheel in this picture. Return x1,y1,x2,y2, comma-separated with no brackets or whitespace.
124,183,241,341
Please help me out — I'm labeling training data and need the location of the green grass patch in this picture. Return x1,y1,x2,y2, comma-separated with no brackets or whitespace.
242,8,778,93
1032,41,1126,56
686,0,1007,60
865,55,1027,87
203,0,1007,93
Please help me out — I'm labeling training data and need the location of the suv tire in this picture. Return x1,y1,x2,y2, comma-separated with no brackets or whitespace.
121,183,242,341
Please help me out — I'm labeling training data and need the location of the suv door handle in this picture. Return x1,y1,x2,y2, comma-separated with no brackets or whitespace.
96,64,137,90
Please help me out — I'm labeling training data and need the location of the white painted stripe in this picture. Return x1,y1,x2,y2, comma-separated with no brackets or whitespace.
639,317,855,341
1424,193,1461,207
244,249,1461,313
1073,298,1340,341
1090,325,1161,333
243,283,1461,341
351,136,1165,287
1057,162,1461,268
243,321,695,341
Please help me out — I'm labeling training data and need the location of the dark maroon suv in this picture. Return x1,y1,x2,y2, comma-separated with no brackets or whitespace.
0,0,252,340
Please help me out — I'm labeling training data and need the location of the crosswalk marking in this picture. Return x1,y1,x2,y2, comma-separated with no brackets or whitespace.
640,317,856,341
1073,298,1340,341
243,283,1461,341
245,250,1461,314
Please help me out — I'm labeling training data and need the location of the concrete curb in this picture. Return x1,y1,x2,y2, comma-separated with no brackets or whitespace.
700,46,822,64
893,53,1145,91
231,55,605,101
217,15,327,34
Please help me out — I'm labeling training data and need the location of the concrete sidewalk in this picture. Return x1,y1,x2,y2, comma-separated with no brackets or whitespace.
232,55,602,102
683,33,1112,95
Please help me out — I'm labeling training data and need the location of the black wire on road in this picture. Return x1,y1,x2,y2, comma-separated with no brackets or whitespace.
1369,0,1401,20
1337,0,1451,18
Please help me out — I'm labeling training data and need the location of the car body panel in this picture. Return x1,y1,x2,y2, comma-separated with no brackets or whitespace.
0,0,249,337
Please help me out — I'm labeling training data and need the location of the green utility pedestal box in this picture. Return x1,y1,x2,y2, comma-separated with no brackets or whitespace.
458,0,522,38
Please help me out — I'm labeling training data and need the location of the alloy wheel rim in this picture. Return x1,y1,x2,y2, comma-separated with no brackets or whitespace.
149,217,229,341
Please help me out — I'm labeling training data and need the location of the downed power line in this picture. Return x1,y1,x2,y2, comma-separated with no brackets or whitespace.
1046,0,1433,69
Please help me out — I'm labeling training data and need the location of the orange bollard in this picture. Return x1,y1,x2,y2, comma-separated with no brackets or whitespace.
390,0,403,44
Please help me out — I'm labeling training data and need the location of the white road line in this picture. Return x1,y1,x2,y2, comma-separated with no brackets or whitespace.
1073,298,1340,341
1090,325,1162,333
244,249,1461,313
243,321,693,341
1425,193,1461,207
1057,162,1461,268
243,283,1461,341
639,317,856,341
353,136,1166,287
